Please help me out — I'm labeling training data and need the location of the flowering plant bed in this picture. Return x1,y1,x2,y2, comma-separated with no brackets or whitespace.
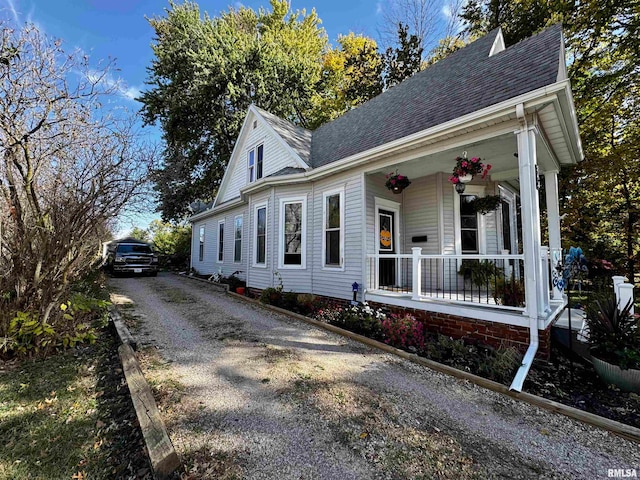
250,288,640,429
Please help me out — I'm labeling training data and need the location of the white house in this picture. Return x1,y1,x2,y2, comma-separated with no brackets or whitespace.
188,25,582,391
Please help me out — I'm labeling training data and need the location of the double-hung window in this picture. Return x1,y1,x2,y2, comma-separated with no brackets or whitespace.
254,204,267,265
234,215,242,263
454,185,486,255
460,195,479,253
198,225,205,261
248,144,264,183
279,198,306,268
217,220,225,262
323,189,343,268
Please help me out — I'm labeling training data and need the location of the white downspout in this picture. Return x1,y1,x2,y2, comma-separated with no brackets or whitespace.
509,104,540,392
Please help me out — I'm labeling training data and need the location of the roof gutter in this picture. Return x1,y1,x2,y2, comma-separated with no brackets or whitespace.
240,81,570,197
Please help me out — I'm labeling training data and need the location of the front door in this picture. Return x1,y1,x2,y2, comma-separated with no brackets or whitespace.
378,209,396,287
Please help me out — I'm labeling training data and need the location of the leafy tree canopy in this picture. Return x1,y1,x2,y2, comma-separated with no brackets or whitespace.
140,0,328,221
461,0,640,282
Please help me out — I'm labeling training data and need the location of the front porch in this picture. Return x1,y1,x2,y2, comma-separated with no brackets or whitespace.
365,251,565,329
360,112,569,333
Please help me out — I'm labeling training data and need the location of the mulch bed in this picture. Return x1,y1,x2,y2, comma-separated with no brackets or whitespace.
94,327,155,479
525,344,640,429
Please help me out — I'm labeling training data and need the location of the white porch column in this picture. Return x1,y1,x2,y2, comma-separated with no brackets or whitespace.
516,122,544,320
544,170,563,301
412,247,422,301
616,282,635,315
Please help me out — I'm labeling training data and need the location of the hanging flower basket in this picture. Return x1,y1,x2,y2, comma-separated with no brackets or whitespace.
467,195,502,215
448,153,492,185
385,171,411,194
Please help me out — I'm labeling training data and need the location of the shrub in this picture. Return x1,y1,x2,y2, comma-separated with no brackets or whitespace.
260,287,283,306
477,345,522,383
585,294,640,369
381,313,425,351
314,303,385,338
493,276,525,307
295,293,319,316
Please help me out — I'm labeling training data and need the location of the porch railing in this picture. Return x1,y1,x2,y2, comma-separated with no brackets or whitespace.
366,248,528,311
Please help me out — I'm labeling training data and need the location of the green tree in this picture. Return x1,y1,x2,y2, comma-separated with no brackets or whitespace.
140,0,328,221
460,0,563,46
461,0,640,282
384,23,424,89
309,32,384,127
148,220,191,259
128,227,150,242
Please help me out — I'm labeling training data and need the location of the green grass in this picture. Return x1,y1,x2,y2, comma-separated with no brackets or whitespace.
0,330,148,480
0,348,100,479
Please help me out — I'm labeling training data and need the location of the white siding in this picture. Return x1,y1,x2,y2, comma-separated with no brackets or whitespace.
403,175,439,255
191,217,219,275
273,184,313,293
247,190,274,290
219,112,304,203
310,172,363,301
216,206,249,280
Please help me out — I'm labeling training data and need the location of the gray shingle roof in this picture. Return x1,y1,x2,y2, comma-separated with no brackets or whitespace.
268,166,306,177
253,25,562,173
311,25,562,168
253,105,312,167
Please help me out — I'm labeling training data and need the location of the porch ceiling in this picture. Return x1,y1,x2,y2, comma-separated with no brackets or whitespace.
367,130,554,184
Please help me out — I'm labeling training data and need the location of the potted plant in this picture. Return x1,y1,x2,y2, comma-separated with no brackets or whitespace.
448,154,492,185
585,295,640,392
385,171,411,194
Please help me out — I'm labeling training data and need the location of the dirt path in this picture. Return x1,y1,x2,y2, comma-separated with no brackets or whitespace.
109,273,639,479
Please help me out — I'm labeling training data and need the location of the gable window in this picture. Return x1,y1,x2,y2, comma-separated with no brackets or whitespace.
217,220,225,262
248,144,264,183
254,204,267,265
323,189,344,268
198,225,205,261
279,198,306,268
234,215,243,263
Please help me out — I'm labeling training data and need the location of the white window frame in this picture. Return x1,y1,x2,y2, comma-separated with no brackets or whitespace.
198,224,205,262
247,143,264,183
233,215,243,264
253,202,268,267
322,187,345,270
278,196,307,269
498,185,518,255
217,219,225,263
453,185,486,255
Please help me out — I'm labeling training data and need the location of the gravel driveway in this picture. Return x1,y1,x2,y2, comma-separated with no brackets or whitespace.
108,273,639,479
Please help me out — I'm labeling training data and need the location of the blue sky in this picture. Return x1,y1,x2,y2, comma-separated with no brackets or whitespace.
0,0,453,235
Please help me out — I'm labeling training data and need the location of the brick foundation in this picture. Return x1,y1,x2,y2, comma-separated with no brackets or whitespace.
247,287,550,359
368,301,551,359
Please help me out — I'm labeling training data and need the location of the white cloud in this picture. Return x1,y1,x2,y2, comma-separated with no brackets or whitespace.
376,2,383,15
442,5,452,18
121,85,141,101
86,69,141,102
3,0,21,24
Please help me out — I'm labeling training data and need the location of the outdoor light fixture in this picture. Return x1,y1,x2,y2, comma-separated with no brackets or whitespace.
455,182,466,194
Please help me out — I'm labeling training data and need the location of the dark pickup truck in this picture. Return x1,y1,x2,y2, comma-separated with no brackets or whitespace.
105,240,159,276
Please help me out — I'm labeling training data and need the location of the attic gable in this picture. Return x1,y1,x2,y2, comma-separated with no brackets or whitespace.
489,29,505,56
214,106,310,205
